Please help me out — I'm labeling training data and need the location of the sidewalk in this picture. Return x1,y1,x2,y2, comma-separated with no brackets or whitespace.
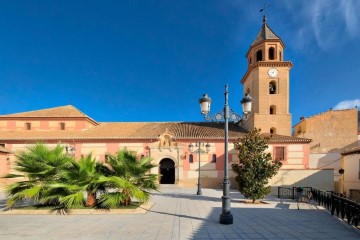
0,186,359,240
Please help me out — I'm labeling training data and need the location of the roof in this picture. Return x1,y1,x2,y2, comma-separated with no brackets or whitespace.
251,19,282,46
0,105,96,120
341,145,360,155
0,146,12,153
0,122,247,140
0,121,311,143
263,133,312,144
82,122,248,139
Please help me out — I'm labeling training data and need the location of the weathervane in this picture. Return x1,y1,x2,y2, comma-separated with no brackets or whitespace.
260,3,270,23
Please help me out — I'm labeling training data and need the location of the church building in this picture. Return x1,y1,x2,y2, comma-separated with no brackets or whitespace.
0,17,333,192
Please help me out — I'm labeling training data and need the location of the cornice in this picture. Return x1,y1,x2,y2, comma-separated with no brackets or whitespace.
240,61,293,84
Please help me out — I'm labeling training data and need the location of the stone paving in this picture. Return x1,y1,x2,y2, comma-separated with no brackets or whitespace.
0,186,359,239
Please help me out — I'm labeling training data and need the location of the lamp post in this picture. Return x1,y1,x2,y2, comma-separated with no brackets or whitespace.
189,142,211,195
199,84,252,225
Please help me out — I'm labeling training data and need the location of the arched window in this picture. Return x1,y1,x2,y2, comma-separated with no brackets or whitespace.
269,81,277,94
269,47,275,60
189,154,193,163
249,58,252,64
256,50,263,62
140,154,145,159
212,154,217,163
270,128,276,134
270,105,276,115
279,51,282,61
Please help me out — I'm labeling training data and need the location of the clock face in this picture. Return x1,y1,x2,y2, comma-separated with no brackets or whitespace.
268,68,278,78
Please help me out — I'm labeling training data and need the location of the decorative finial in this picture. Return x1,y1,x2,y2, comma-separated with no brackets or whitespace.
260,3,270,23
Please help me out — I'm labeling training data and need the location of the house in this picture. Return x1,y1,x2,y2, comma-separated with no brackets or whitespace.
339,146,360,201
293,108,359,191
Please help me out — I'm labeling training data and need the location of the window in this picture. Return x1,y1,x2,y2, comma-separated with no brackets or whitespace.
141,154,145,159
274,147,285,161
25,122,31,130
189,154,193,163
270,105,276,115
60,122,65,130
279,51,282,61
269,47,275,60
256,50,263,62
249,58,252,64
270,128,276,134
0,143,5,147
105,155,109,161
269,81,277,94
212,154,217,163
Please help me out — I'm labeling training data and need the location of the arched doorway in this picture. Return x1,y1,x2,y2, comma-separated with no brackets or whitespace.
159,158,175,184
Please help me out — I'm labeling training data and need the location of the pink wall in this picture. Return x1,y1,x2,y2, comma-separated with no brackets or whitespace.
0,118,93,131
0,152,10,178
303,144,310,169
7,121,16,129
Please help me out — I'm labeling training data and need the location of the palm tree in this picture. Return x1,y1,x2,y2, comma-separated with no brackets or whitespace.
4,144,158,211
3,143,73,208
44,154,148,211
103,149,158,206
47,154,104,208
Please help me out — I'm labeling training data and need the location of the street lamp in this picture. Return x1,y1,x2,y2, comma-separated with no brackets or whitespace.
199,84,252,225
189,142,211,195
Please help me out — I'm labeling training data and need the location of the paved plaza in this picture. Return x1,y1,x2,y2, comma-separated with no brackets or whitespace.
0,186,359,239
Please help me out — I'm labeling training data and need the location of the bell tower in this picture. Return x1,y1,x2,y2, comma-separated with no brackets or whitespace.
241,16,292,136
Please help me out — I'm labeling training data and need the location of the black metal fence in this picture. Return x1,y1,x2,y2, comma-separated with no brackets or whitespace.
311,189,360,228
278,187,360,228
278,187,312,200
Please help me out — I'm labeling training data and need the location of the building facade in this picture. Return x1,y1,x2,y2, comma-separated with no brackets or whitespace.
0,18,334,192
293,108,359,191
0,105,316,189
339,146,360,201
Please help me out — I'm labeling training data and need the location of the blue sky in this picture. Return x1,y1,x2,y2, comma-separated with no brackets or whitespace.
0,0,359,126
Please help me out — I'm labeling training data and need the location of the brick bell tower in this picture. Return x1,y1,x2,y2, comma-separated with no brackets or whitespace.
241,16,292,136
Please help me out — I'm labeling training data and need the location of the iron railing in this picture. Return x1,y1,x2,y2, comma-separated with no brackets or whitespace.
278,187,312,200
311,189,360,228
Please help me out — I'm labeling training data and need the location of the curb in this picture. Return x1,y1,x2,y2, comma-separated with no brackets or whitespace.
0,201,154,215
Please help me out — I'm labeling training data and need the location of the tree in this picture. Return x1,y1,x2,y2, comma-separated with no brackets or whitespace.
38,152,149,212
102,149,159,206
232,128,282,203
44,154,107,209
4,144,158,212
3,143,73,208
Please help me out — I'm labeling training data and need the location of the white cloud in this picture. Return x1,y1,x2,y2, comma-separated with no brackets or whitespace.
333,99,360,110
283,0,360,51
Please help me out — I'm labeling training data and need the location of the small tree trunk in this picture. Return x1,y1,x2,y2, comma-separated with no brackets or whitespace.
121,188,131,206
252,198,256,204
86,191,96,207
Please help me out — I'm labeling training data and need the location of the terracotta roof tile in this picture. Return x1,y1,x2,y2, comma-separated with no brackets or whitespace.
251,22,281,46
0,105,95,120
0,122,311,144
341,145,360,155
262,133,312,144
